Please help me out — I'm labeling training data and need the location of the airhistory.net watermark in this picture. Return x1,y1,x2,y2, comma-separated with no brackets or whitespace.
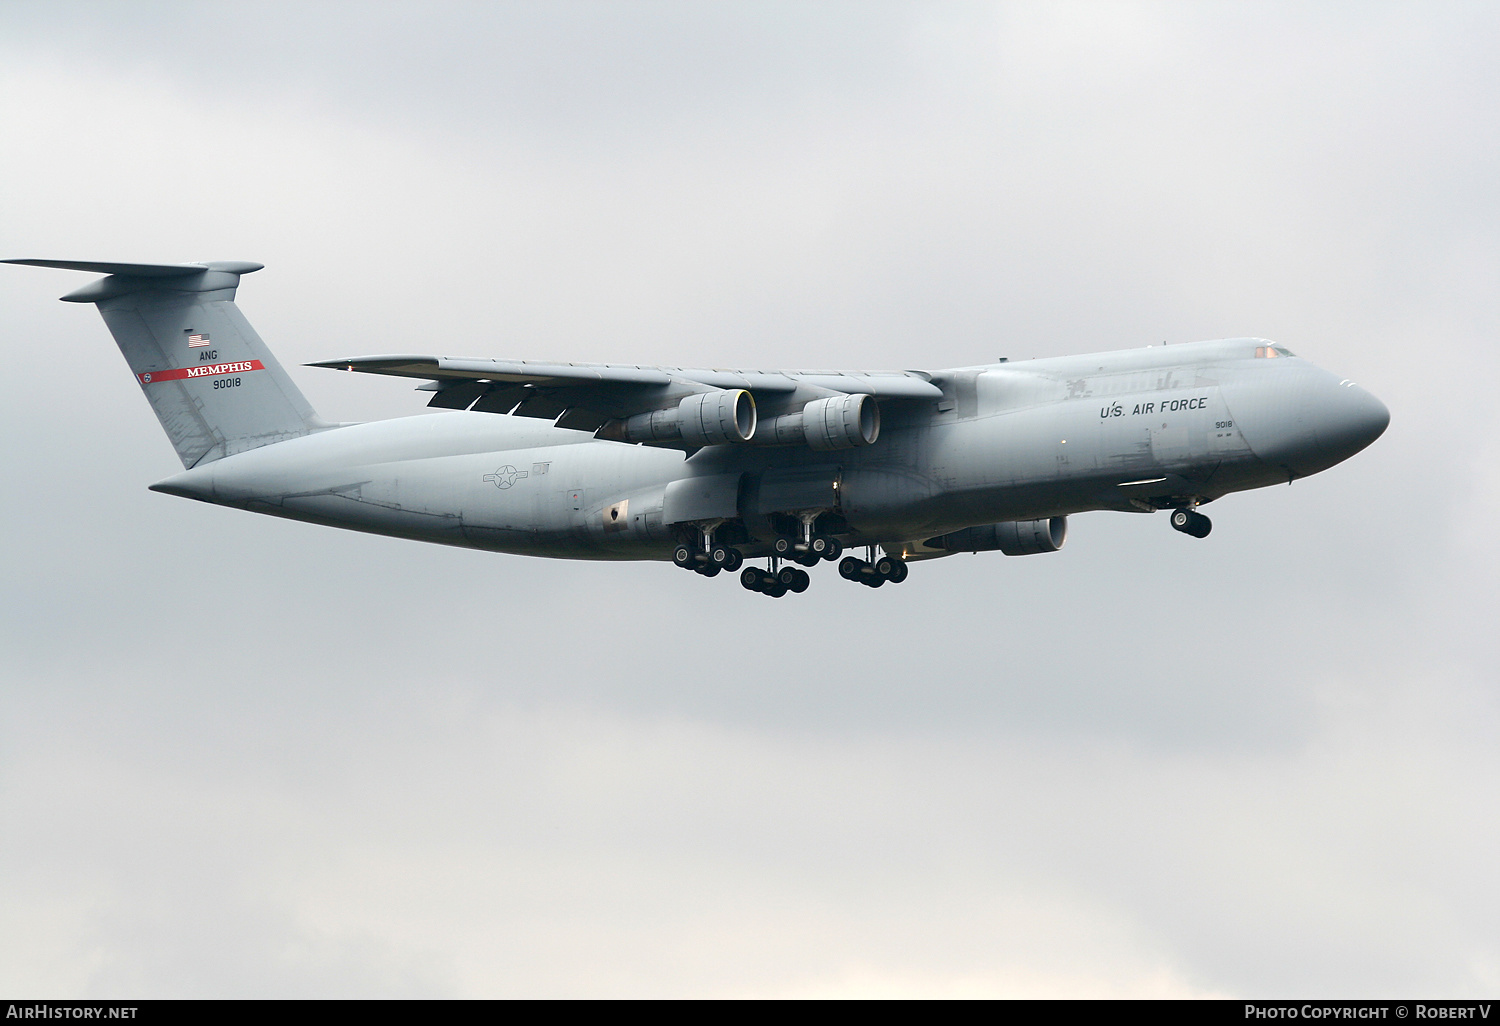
6,1007,137,1020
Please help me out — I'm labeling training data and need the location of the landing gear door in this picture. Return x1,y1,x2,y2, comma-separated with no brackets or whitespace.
663,472,744,525
1206,390,1252,458
1149,392,1211,467
756,465,840,515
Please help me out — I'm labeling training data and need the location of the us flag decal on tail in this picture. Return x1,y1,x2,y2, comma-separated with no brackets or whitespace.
187,333,211,347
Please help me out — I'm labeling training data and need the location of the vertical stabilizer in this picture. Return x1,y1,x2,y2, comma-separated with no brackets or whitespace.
4,260,322,468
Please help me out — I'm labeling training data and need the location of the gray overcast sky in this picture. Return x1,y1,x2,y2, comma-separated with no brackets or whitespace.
1,1,1496,997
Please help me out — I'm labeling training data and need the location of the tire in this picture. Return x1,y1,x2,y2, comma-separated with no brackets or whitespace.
673,545,695,568
875,556,897,578
710,545,730,566
810,536,828,556
1171,508,1212,538
887,560,909,583
698,564,721,577
788,569,810,593
823,539,842,560
722,548,743,572
740,567,762,591
777,566,800,588
773,537,792,556
839,556,863,579
764,582,787,598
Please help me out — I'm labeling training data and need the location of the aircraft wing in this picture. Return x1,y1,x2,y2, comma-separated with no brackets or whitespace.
310,354,941,450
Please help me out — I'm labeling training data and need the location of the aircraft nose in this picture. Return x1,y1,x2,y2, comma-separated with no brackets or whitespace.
1221,362,1389,481
1313,379,1389,467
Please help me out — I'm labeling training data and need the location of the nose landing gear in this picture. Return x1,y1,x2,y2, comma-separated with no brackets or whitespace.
1170,508,1212,538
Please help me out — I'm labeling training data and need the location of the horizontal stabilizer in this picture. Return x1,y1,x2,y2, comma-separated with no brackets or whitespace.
3,259,267,304
3,259,264,277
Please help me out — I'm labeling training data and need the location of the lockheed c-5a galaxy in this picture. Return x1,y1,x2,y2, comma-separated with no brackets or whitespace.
6,259,1389,598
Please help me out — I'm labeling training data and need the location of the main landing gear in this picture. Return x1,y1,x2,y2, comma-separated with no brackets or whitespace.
1170,508,1212,538
674,526,909,598
838,549,909,587
740,562,810,598
672,522,744,576
771,516,843,567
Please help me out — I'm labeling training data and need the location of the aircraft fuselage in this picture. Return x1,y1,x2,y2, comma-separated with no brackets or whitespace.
150,337,1389,562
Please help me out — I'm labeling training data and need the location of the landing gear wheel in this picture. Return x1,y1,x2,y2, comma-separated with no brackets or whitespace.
773,537,793,556
721,548,743,572
673,544,696,568
777,566,810,593
1171,508,1212,538
823,539,843,561
875,556,908,583
764,581,788,598
809,536,829,557
710,545,731,567
796,553,820,568
698,564,721,577
839,556,863,580
740,566,763,591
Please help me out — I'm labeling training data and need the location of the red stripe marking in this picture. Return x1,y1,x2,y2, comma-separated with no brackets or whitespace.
138,360,265,385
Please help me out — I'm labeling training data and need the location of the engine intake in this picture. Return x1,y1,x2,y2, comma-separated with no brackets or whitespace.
612,389,757,446
757,393,880,450
927,516,1068,556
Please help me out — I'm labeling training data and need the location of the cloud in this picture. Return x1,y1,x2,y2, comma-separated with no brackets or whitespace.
3,687,1495,996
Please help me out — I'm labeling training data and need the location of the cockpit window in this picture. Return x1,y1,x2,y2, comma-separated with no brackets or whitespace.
1255,345,1296,358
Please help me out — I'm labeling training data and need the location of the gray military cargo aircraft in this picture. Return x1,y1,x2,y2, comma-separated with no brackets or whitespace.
6,258,1388,597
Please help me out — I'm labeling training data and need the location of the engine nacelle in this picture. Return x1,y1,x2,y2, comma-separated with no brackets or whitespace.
615,389,757,446
757,393,880,450
926,516,1068,556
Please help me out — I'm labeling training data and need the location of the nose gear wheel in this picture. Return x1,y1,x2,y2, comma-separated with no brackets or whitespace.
1170,508,1212,538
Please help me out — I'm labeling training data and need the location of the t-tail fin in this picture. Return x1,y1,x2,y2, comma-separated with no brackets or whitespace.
4,259,323,468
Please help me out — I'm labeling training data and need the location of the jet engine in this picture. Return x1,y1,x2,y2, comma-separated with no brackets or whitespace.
757,393,880,450
927,516,1068,555
615,389,757,446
